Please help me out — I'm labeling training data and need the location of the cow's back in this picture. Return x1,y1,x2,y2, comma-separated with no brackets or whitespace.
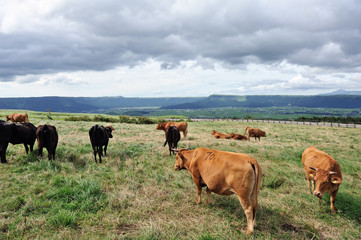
89,125,108,146
302,146,341,176
193,148,260,195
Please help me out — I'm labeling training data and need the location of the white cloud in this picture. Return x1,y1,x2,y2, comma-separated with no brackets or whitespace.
0,0,361,97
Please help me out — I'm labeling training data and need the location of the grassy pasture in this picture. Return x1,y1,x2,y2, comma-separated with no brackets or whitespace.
0,110,360,239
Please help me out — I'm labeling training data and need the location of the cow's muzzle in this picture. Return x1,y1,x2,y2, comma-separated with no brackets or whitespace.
314,191,323,199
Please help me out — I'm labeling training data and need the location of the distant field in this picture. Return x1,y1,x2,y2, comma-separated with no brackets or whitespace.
105,106,361,120
0,110,360,239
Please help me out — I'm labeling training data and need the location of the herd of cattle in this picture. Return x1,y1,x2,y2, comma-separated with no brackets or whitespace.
1,113,343,235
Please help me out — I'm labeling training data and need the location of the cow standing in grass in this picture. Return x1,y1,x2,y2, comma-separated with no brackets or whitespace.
302,146,342,214
0,121,36,163
156,121,188,140
89,125,114,163
173,147,262,235
36,124,58,160
6,113,29,123
245,127,266,142
164,125,181,155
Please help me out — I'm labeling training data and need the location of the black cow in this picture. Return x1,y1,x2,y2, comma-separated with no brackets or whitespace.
89,125,114,163
36,124,58,160
164,125,181,156
0,121,37,163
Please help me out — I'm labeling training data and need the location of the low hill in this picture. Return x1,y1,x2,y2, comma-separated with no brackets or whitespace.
1,94,361,113
0,96,204,113
161,95,361,109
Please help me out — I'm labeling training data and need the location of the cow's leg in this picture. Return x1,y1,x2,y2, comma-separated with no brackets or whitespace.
0,143,8,163
237,196,254,236
104,143,108,156
184,130,187,140
206,187,212,204
23,144,29,154
330,189,338,214
52,147,56,160
98,147,102,163
38,146,43,158
93,146,98,163
191,176,202,204
306,178,312,195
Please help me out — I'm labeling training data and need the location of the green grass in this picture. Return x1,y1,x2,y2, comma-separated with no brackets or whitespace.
0,110,360,239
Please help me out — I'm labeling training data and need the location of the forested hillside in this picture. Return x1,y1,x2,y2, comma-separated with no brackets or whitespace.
162,95,361,109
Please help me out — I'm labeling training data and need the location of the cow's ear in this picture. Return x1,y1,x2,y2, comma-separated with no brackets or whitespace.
307,169,316,179
179,152,186,165
330,176,342,184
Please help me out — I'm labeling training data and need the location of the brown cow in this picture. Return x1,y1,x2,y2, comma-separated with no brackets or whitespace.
173,147,262,235
6,113,29,123
302,146,342,214
245,127,266,141
211,130,232,139
156,121,188,139
229,132,248,140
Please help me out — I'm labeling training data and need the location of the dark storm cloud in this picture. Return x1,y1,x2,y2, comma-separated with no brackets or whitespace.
1,0,361,82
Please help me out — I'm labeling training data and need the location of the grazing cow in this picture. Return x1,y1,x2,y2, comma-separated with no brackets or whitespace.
245,127,266,141
173,147,262,235
156,121,188,139
164,125,181,156
211,130,232,139
229,132,248,140
0,121,37,163
36,124,58,160
302,146,342,214
89,125,114,163
6,113,29,123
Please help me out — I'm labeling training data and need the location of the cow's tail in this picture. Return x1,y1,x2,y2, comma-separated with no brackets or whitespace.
250,161,262,221
25,114,29,122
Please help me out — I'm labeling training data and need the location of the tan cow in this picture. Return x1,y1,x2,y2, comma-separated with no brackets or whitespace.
6,113,29,123
173,147,262,235
156,121,188,139
211,130,232,139
229,132,248,140
245,127,266,142
302,146,342,214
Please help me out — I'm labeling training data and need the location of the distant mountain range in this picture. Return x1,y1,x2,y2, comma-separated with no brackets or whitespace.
0,96,204,113
319,89,361,95
0,90,360,113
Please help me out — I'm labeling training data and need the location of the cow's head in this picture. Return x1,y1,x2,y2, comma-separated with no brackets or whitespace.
229,132,235,137
5,115,10,121
261,131,266,137
174,148,188,171
156,123,165,130
211,130,216,135
106,125,115,138
308,167,342,199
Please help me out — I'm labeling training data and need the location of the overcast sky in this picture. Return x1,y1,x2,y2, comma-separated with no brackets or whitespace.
1,0,361,97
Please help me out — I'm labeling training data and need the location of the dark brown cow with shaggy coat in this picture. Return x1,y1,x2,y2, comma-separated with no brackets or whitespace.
302,146,342,214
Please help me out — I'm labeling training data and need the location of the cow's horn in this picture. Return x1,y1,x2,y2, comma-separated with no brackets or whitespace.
171,148,180,152
329,171,337,175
